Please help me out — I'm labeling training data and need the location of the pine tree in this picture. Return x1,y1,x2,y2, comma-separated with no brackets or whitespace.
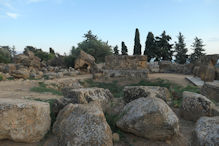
190,37,205,63
175,32,188,64
155,31,173,61
113,45,119,55
133,28,142,55
144,32,156,62
121,41,128,55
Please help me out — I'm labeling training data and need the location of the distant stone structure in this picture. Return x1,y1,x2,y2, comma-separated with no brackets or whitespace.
105,55,148,70
193,54,219,82
103,55,148,78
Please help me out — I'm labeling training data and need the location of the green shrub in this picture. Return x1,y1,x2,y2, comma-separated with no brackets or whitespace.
0,74,3,81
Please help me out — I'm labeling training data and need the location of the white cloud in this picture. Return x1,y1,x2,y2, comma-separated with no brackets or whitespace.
6,12,19,19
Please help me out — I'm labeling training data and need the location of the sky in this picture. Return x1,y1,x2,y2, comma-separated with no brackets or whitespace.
0,0,219,55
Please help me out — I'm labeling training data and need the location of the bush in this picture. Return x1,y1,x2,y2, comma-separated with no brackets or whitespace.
0,47,12,63
0,74,3,81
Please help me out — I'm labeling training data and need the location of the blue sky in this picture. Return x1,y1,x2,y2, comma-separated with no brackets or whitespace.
0,0,218,55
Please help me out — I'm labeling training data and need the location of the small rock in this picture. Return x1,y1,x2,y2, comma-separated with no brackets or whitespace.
112,133,120,142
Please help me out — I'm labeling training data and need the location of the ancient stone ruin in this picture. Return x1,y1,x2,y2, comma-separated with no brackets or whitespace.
103,55,149,78
193,54,219,82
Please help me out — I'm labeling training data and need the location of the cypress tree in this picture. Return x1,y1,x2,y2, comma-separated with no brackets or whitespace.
175,32,188,64
113,45,119,55
121,41,128,55
144,32,156,62
190,37,205,63
133,28,142,55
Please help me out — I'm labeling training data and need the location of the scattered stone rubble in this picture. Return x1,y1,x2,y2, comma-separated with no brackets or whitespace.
0,51,79,80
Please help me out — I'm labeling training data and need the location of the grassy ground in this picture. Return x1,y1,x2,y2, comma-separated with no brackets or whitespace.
30,82,62,96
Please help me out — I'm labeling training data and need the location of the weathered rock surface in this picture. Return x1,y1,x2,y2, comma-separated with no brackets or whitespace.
105,55,148,70
62,87,113,111
74,50,97,73
123,86,171,103
11,68,30,79
2,64,16,74
53,102,113,146
180,91,216,121
193,116,219,146
199,65,215,82
14,51,41,69
201,82,219,102
0,98,51,143
116,97,179,140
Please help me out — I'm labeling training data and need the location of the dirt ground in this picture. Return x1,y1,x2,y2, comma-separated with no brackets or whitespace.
148,73,193,87
0,74,92,100
0,73,195,146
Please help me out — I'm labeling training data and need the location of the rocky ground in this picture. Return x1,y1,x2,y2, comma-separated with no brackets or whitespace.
0,73,197,146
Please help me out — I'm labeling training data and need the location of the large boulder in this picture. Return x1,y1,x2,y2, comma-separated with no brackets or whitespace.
116,97,179,140
199,65,215,82
201,82,219,102
123,86,171,104
14,51,41,69
11,68,30,79
180,91,217,121
74,50,97,73
0,98,51,143
193,116,219,146
62,88,113,111
53,102,113,146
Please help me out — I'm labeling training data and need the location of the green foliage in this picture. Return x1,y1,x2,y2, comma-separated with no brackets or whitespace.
121,41,128,55
24,46,55,61
0,46,13,63
155,31,173,61
0,74,3,81
77,30,112,63
113,45,119,55
30,82,62,95
133,28,142,55
190,37,205,63
144,32,156,61
175,32,188,64
64,46,81,68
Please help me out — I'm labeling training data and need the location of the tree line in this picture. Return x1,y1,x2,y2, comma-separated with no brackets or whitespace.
1,29,205,66
114,28,205,64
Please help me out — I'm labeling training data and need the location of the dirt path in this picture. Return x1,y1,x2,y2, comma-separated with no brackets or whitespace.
0,74,92,100
148,73,193,87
